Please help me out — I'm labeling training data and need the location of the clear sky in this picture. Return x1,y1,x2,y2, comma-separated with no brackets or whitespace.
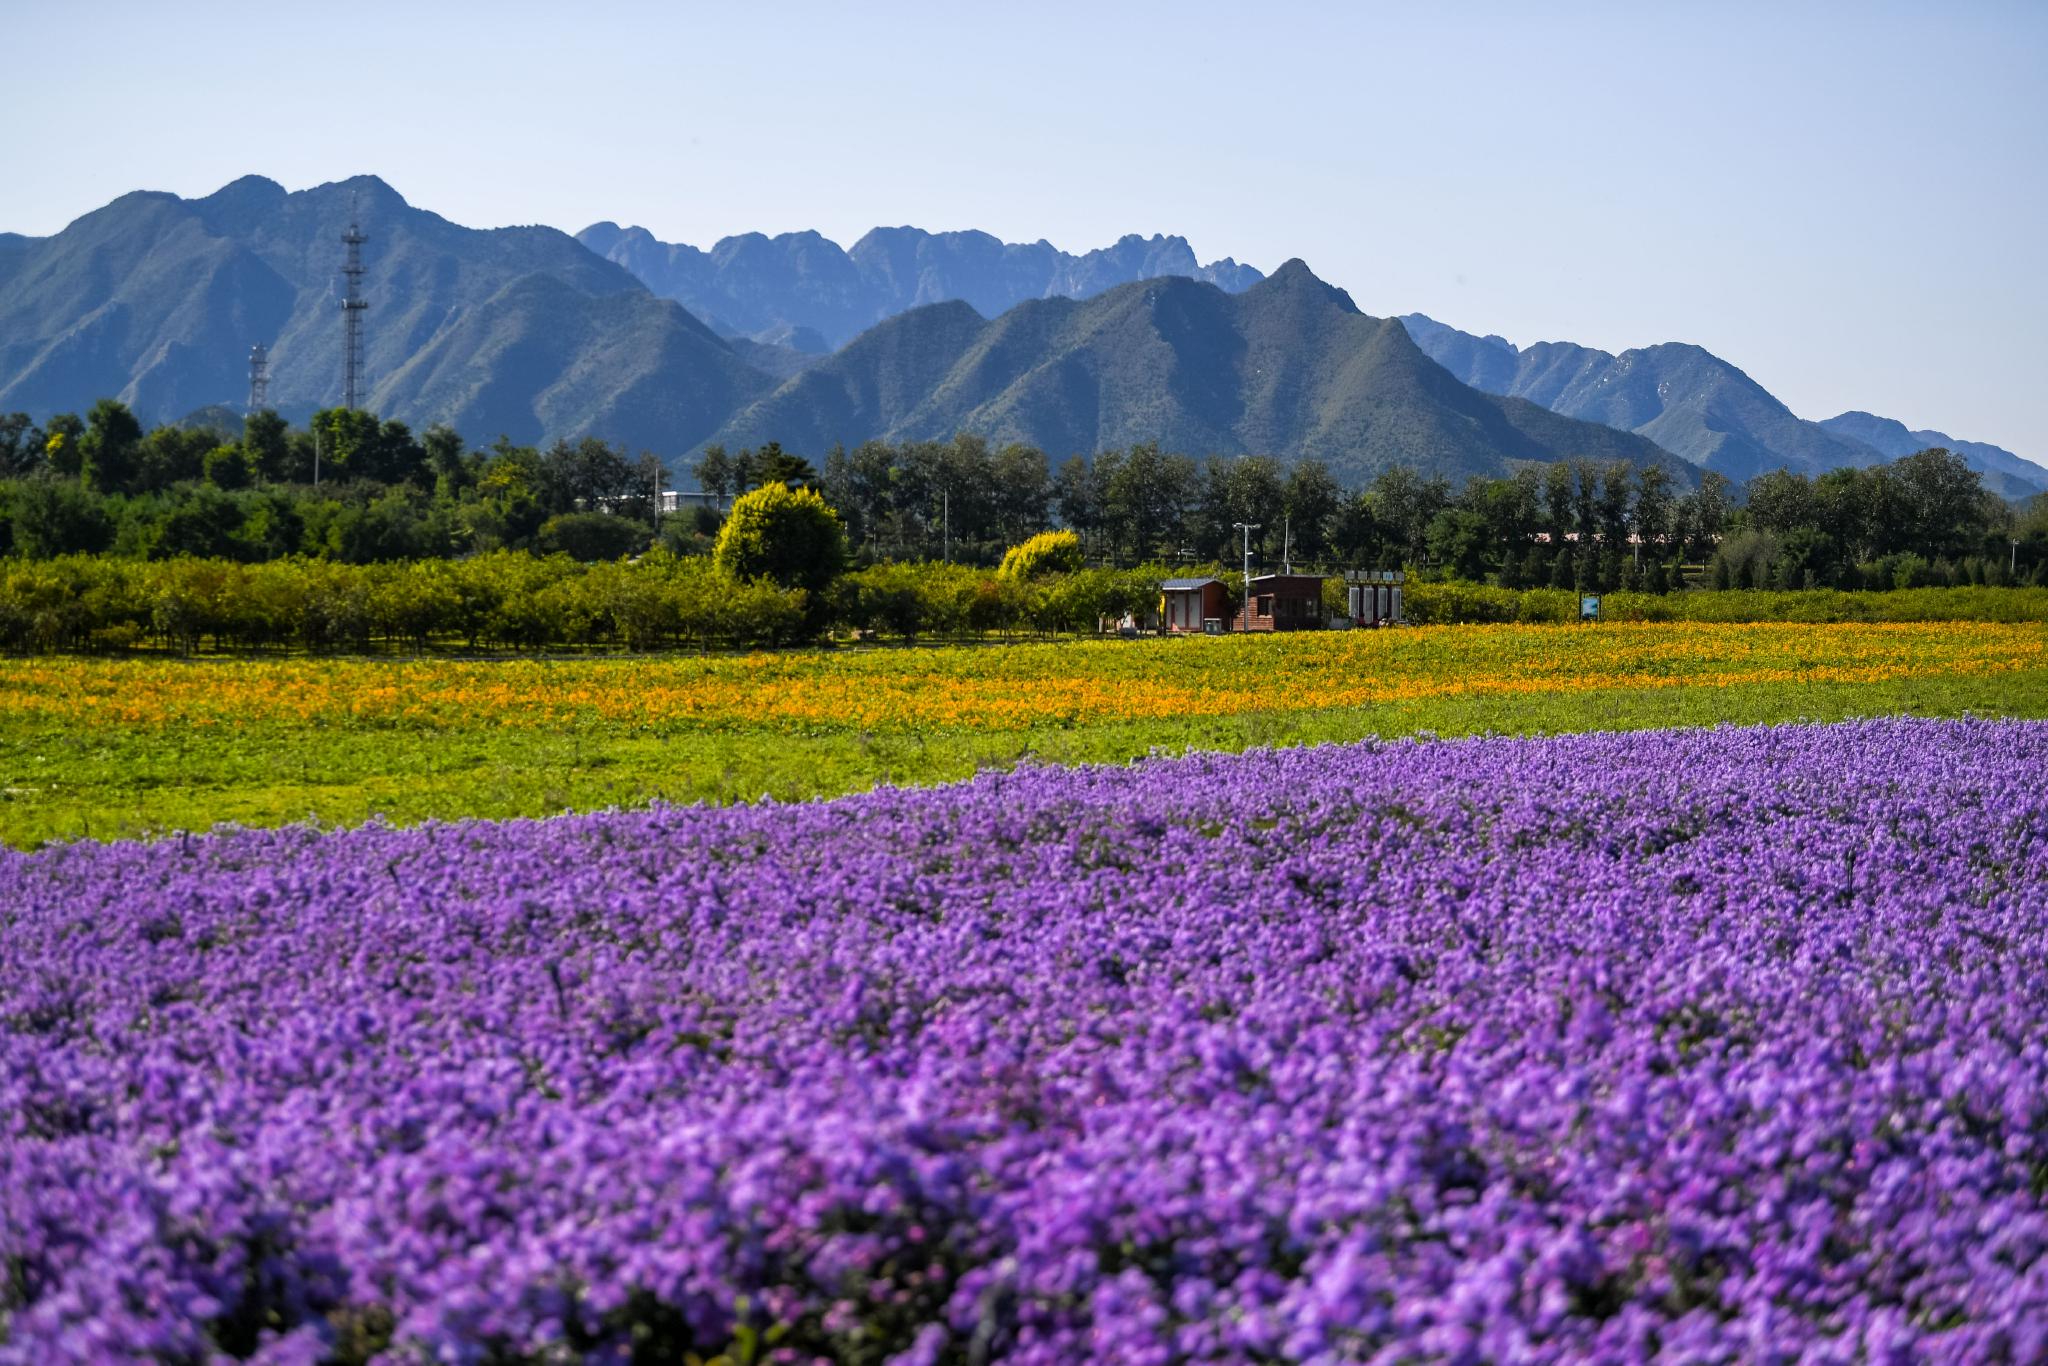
5,0,2045,458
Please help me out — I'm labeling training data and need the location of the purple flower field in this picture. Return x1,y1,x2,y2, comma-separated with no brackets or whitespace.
4,718,2047,1363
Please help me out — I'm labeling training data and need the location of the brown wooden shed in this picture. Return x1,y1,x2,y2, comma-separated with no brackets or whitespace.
1237,573,1326,632
1160,577,1231,634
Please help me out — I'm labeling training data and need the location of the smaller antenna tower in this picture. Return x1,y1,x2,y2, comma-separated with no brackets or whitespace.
247,343,270,410
340,206,369,409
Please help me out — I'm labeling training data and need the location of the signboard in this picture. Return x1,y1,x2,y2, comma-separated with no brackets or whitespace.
1580,594,1602,622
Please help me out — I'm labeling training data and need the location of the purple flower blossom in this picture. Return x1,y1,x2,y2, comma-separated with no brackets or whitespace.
3,718,2047,1361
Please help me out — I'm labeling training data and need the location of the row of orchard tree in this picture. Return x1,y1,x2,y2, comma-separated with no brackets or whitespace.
2,401,2043,592
0,528,1169,657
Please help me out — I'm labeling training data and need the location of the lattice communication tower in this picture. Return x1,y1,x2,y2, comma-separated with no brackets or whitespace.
340,215,369,409
247,343,270,410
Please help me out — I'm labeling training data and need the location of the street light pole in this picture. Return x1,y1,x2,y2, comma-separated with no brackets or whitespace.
1234,521,1259,629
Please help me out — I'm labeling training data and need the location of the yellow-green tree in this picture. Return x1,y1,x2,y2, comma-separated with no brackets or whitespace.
997,529,1082,580
711,482,846,596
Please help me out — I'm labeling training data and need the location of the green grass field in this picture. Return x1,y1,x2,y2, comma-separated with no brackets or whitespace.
6,627,2045,848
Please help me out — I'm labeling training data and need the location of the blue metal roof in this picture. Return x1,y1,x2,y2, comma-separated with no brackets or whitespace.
1160,577,1222,590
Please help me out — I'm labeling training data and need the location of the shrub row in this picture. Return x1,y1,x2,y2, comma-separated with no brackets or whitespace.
1404,581,2048,625
0,555,1185,655
1,555,2041,656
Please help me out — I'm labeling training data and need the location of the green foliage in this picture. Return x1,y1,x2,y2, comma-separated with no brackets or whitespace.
0,551,825,654
539,512,652,562
997,529,1083,580
713,483,846,594
7,479,115,557
79,399,144,493
1404,580,2048,626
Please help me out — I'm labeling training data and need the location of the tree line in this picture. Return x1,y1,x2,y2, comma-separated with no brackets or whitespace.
2,401,2043,592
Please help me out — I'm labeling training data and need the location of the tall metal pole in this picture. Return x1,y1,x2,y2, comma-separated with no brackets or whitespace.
943,489,950,563
1234,521,1259,630
312,424,321,488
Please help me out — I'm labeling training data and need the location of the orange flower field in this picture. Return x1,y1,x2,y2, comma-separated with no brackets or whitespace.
7,620,2042,735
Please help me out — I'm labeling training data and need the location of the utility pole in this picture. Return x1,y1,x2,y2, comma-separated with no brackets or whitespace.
943,488,950,563
312,423,321,488
1234,521,1259,630
1283,514,1292,575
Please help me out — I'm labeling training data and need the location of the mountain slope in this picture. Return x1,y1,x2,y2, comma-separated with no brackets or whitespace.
710,262,1684,484
577,221,1264,350
1818,411,2048,500
0,175,770,448
1402,313,2046,495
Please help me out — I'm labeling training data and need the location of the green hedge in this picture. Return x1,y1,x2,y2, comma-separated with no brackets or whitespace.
1,556,2041,656
1404,581,2048,626
0,554,1189,655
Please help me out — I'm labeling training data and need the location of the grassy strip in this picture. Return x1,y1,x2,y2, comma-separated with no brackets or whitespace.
5,666,2045,848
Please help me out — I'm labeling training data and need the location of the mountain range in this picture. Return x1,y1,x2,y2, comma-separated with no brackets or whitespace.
1399,314,2048,498
708,262,1679,485
0,175,2037,497
0,175,765,451
575,222,1263,351
0,177,1674,482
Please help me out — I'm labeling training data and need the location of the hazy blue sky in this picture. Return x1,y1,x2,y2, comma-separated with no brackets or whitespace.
6,0,2045,456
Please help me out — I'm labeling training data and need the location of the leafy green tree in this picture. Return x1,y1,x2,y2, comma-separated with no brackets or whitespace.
1424,507,1490,581
1369,465,1450,568
243,410,292,484
1328,491,1379,565
79,399,144,493
1054,455,1106,556
734,441,819,493
134,424,214,490
11,478,115,556
43,414,85,480
1633,465,1675,562
203,444,253,490
712,482,846,596
1102,443,1195,565
1678,471,1732,563
1282,459,1341,563
0,413,44,477
539,511,653,562
990,443,1052,548
149,489,250,560
1744,469,1818,536
692,445,736,506
424,425,470,494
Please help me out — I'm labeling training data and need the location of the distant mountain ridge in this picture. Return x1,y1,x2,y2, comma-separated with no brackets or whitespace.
0,175,768,449
1816,411,2048,499
710,261,1685,487
8,175,2030,499
1400,313,2047,498
576,221,1264,350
